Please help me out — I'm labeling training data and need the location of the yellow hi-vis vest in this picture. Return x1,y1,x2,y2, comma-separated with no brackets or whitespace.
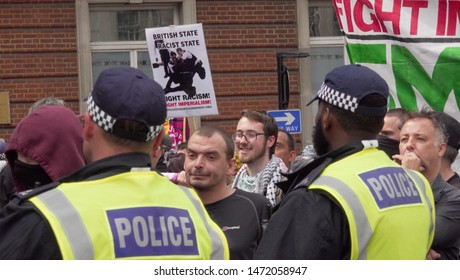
29,171,229,260
309,148,435,260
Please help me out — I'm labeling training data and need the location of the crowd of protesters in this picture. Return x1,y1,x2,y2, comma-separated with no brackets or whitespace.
0,65,458,260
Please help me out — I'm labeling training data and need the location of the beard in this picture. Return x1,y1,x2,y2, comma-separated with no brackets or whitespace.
237,141,267,164
186,170,209,190
313,118,329,156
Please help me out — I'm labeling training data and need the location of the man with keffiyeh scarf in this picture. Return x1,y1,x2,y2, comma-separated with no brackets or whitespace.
231,110,287,207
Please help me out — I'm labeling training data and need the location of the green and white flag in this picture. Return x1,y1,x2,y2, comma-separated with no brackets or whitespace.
333,0,460,117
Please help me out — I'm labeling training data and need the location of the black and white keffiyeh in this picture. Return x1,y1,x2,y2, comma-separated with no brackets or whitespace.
232,155,287,206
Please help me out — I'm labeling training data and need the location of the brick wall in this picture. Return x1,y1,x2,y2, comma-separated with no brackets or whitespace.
0,0,78,140
197,0,300,134
0,0,300,144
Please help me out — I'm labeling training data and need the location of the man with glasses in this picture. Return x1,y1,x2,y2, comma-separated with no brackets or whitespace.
231,110,288,207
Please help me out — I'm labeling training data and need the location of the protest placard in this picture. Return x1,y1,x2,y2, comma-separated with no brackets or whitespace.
146,23,219,118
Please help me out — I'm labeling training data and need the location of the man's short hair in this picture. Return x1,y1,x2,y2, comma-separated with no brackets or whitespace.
385,108,411,130
404,106,447,147
194,126,234,160
443,145,459,164
240,110,278,156
29,97,66,114
177,141,188,151
278,129,295,151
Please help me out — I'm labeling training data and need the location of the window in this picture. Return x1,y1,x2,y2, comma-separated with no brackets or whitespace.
310,47,344,91
89,9,175,42
309,3,341,37
89,6,177,84
309,1,344,94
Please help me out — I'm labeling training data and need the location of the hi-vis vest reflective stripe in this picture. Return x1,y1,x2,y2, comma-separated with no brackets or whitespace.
309,149,435,260
29,171,229,260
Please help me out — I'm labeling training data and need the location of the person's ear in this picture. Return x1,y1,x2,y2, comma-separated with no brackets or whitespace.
289,150,297,162
227,158,236,176
438,142,447,157
266,134,276,149
83,113,94,141
153,129,165,151
322,106,332,132
152,145,162,159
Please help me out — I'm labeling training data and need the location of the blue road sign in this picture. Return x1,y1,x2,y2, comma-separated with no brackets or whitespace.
267,109,302,134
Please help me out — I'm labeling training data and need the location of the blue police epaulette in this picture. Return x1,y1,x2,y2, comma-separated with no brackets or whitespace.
13,181,61,203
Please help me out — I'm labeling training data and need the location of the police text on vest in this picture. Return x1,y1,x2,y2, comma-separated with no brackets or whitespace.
107,207,198,258
359,167,422,209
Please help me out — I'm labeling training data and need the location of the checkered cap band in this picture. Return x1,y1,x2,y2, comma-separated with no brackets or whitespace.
317,83,359,113
87,95,163,142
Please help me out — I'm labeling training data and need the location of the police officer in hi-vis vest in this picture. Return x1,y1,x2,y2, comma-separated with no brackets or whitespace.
255,64,435,260
0,67,229,260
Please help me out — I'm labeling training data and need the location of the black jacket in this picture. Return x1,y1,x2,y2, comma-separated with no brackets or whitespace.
254,144,364,259
431,175,460,259
0,165,14,208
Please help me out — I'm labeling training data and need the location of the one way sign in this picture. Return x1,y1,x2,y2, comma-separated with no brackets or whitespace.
267,109,301,134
